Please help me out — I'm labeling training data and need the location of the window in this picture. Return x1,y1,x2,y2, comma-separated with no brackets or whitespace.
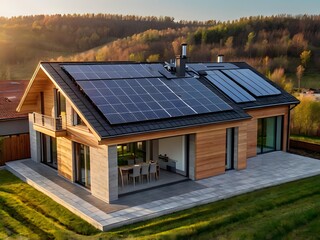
40,133,57,169
117,141,146,166
226,128,235,170
72,108,84,126
54,89,66,118
257,116,283,154
74,142,91,189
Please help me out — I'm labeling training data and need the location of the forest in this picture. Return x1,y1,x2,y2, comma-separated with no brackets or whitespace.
0,14,319,136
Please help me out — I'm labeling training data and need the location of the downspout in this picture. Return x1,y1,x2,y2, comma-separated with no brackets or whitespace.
287,104,298,151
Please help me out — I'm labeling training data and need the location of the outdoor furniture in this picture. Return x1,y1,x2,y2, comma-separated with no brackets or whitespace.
148,160,160,178
119,167,129,187
140,163,149,183
149,162,158,181
129,165,141,187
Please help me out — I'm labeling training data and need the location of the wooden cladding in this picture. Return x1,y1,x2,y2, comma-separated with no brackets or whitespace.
57,137,73,180
194,122,247,180
196,129,226,179
0,134,31,165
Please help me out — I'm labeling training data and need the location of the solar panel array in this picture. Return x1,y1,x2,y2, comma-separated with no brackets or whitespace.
76,77,232,124
62,63,282,125
222,69,281,97
63,64,163,80
205,71,256,103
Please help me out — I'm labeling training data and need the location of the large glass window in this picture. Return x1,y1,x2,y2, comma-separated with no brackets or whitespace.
117,141,146,166
40,133,57,169
74,142,91,189
257,116,283,154
226,128,236,170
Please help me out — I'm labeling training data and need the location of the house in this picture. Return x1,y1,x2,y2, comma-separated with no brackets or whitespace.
17,47,299,203
0,80,30,165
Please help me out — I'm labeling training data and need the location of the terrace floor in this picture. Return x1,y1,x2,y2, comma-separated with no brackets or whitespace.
6,151,320,231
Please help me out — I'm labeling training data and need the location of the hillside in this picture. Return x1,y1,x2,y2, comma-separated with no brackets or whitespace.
1,14,320,89
0,14,197,80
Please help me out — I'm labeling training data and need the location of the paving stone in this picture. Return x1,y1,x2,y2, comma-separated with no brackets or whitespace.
5,152,320,231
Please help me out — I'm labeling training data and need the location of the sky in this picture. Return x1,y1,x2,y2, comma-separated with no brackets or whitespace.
0,0,319,21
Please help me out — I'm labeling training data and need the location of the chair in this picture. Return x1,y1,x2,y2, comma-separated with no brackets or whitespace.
129,165,141,186
149,163,158,181
149,160,160,178
127,159,134,165
118,167,129,188
140,163,149,183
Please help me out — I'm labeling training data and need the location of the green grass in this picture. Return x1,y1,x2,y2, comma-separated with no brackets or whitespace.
288,72,320,89
1,169,320,239
290,134,320,145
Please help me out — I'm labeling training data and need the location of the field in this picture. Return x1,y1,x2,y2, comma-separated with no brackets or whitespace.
1,169,320,239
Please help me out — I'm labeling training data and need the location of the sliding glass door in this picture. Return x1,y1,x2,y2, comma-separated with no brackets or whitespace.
74,142,91,189
257,116,283,154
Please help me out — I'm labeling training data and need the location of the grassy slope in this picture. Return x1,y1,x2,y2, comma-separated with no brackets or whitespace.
290,135,320,145
1,169,320,239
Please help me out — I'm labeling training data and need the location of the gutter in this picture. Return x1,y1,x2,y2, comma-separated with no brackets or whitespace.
242,101,300,111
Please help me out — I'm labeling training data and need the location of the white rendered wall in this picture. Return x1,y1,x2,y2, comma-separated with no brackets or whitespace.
158,136,185,172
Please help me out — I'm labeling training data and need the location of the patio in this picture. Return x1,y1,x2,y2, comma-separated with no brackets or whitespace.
6,151,320,231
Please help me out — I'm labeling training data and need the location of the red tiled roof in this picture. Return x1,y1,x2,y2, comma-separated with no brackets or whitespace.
0,80,29,120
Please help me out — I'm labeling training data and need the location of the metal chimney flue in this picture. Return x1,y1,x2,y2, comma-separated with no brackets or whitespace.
176,43,187,77
217,54,224,63
181,43,187,58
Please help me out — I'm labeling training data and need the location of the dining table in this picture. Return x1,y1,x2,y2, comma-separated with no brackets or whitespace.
118,161,159,187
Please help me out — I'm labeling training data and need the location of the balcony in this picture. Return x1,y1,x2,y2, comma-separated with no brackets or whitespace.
32,112,67,137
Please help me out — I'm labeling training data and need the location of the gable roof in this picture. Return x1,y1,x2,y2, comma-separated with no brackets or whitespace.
0,80,29,120
19,61,299,139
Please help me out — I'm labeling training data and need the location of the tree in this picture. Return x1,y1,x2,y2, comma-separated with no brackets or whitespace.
225,36,233,49
291,95,320,136
296,65,305,91
300,50,311,68
146,54,160,62
267,68,293,93
245,32,255,57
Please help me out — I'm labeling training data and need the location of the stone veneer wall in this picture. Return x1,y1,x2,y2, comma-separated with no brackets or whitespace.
188,134,196,180
28,113,40,163
90,145,118,203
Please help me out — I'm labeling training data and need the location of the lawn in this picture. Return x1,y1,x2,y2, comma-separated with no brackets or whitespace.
290,134,320,145
1,169,320,239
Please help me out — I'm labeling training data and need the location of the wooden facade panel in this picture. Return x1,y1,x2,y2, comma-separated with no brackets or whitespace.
195,129,226,180
42,81,55,116
0,134,31,165
100,119,250,146
238,124,248,169
246,119,257,158
57,137,73,180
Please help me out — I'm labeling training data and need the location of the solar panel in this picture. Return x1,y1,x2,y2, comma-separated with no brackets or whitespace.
222,69,281,97
62,64,163,80
77,77,233,124
161,77,232,113
205,71,256,103
188,63,238,72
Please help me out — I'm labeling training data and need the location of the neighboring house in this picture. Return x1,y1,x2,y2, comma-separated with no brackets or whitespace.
17,48,299,203
0,80,30,165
